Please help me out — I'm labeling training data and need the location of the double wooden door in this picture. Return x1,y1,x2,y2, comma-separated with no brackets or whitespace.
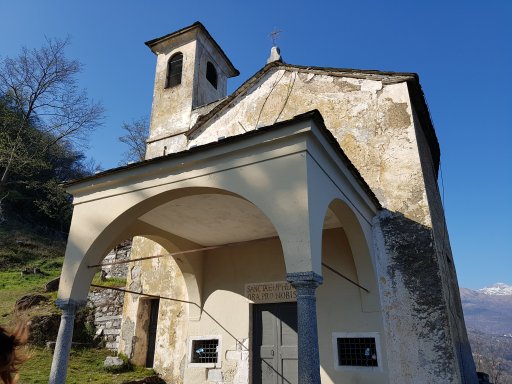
252,302,298,384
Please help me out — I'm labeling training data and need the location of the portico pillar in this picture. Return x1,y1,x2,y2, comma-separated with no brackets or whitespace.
49,299,83,384
287,271,323,384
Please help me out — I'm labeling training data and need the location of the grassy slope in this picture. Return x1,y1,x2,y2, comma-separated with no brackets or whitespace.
0,224,151,383
19,348,155,384
0,223,63,325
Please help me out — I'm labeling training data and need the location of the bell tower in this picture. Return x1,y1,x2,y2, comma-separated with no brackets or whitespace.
144,22,239,159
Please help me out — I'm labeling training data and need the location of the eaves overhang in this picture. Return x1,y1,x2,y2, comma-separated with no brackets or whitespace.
145,21,239,77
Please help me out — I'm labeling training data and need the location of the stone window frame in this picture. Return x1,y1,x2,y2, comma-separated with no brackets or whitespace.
331,332,383,372
187,335,222,368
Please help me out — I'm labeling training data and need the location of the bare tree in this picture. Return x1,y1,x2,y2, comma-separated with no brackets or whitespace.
118,116,149,164
488,354,505,384
0,37,104,188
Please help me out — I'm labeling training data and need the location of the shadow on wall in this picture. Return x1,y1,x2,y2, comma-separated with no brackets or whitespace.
377,209,476,382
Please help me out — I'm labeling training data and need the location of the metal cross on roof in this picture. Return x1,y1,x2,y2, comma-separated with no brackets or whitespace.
269,28,283,46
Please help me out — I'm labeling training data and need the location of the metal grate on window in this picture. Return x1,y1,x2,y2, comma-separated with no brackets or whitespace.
191,339,219,364
337,337,378,367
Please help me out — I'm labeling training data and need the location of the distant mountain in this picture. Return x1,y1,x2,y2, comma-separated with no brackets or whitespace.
477,282,512,296
460,283,512,336
460,283,512,382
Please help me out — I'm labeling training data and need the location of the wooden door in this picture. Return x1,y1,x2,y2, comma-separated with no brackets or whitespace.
145,299,159,368
253,302,298,384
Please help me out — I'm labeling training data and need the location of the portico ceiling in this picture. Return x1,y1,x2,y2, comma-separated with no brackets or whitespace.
138,194,341,246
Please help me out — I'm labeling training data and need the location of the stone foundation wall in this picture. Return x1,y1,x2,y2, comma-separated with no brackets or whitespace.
87,240,131,350
88,288,125,350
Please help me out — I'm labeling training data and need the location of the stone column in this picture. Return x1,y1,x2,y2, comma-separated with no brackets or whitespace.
49,299,82,384
287,271,323,384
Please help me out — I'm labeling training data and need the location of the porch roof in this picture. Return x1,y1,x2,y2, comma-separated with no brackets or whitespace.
65,110,381,210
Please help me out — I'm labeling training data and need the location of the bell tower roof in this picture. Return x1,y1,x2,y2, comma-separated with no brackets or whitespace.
145,21,239,77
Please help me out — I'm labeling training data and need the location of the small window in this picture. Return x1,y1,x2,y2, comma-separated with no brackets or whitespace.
337,337,377,367
188,336,221,368
206,62,217,89
166,53,183,88
332,332,382,371
191,339,218,363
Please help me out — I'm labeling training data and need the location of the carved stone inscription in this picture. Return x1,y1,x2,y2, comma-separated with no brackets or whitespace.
245,281,297,303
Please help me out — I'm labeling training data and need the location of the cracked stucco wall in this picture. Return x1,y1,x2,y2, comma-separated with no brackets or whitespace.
138,65,474,382
188,69,429,225
119,236,188,383
413,107,477,382
146,30,230,160
182,68,472,382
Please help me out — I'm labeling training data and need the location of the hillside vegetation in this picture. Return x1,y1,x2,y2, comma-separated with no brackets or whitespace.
0,223,160,383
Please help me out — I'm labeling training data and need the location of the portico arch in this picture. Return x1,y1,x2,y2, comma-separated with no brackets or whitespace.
60,158,319,304
322,198,379,309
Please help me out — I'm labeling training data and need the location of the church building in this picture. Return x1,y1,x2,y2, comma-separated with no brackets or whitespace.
49,22,478,384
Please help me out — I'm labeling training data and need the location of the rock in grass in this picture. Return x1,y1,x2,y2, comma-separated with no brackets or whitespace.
104,356,124,368
45,277,60,292
104,355,132,373
15,293,47,310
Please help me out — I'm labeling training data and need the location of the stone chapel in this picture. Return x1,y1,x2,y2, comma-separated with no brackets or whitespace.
49,22,478,384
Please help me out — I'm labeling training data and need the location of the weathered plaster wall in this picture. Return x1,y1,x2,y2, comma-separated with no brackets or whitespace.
119,236,189,382
146,30,230,160
193,32,228,108
121,228,387,384
188,69,429,225
180,68,471,382
373,210,459,382
148,36,196,141
139,65,473,381
412,107,477,382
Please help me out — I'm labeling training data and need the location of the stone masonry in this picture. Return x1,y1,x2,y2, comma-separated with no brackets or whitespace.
87,240,131,350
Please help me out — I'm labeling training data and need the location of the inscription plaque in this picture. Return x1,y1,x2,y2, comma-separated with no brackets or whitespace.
245,281,297,303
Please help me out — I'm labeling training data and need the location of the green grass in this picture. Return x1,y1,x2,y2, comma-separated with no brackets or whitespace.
0,270,61,325
91,273,127,288
0,223,65,270
18,347,157,384
0,224,157,383
0,223,64,325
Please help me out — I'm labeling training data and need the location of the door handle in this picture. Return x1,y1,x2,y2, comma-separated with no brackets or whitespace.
271,350,275,356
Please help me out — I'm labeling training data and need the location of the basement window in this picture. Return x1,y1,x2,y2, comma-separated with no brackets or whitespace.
188,336,221,368
332,332,382,372
166,52,183,88
206,62,218,89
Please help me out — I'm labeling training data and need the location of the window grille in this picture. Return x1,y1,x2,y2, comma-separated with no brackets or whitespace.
191,339,219,364
336,337,378,367
166,53,183,88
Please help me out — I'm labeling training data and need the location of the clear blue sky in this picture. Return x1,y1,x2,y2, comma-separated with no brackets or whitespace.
1,1,510,290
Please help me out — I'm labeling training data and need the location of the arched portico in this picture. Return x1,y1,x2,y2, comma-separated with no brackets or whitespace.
317,198,388,383
49,113,382,384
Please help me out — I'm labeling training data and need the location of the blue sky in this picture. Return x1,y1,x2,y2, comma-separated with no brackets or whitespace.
1,1,510,289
